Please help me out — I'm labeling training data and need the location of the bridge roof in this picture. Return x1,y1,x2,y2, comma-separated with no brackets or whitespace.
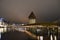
23,22,59,26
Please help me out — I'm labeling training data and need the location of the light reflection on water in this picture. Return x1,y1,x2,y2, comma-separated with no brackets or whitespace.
50,35,53,40
40,36,43,40
0,33,1,39
38,35,57,40
54,36,57,40
0,33,57,40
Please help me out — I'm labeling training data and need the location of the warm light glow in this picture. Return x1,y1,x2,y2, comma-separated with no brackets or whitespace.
19,28,25,31
39,25,45,27
21,24,25,25
0,28,3,33
50,35,53,40
29,19,36,24
54,36,57,40
4,27,7,32
40,36,43,40
37,29,41,32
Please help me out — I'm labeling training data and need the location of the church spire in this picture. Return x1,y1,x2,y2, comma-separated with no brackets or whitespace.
28,12,36,19
28,11,36,24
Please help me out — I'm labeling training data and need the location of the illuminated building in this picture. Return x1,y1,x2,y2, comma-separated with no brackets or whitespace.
28,12,36,24
0,18,8,33
22,11,58,40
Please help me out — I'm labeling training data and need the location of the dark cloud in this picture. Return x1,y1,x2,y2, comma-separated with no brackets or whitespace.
0,0,60,23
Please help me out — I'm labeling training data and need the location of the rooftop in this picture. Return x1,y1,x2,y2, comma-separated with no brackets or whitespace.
28,12,36,19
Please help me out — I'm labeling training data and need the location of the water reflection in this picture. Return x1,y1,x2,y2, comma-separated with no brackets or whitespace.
50,35,53,40
0,26,58,40
40,36,43,40
0,33,1,39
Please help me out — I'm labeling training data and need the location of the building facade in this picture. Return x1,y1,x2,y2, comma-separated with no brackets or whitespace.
0,18,8,33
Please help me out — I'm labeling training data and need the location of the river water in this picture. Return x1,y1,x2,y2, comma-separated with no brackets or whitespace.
0,33,1,39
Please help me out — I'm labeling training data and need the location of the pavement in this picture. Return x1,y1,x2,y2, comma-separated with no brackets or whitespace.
1,30,37,40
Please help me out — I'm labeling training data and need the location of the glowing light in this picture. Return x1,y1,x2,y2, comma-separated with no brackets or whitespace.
0,33,1,39
40,36,43,40
0,28,3,33
37,29,41,32
21,24,25,25
50,35,53,40
29,19,36,24
54,36,57,40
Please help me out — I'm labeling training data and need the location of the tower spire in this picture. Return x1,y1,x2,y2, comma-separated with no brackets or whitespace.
28,11,36,19
28,11,36,24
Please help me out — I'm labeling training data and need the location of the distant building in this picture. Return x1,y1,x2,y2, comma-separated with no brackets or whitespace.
23,11,58,28
0,18,8,33
28,12,36,24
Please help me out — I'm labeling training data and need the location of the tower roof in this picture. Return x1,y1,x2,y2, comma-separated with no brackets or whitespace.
28,12,36,19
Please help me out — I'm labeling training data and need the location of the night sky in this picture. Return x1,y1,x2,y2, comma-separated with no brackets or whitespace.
0,0,60,23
